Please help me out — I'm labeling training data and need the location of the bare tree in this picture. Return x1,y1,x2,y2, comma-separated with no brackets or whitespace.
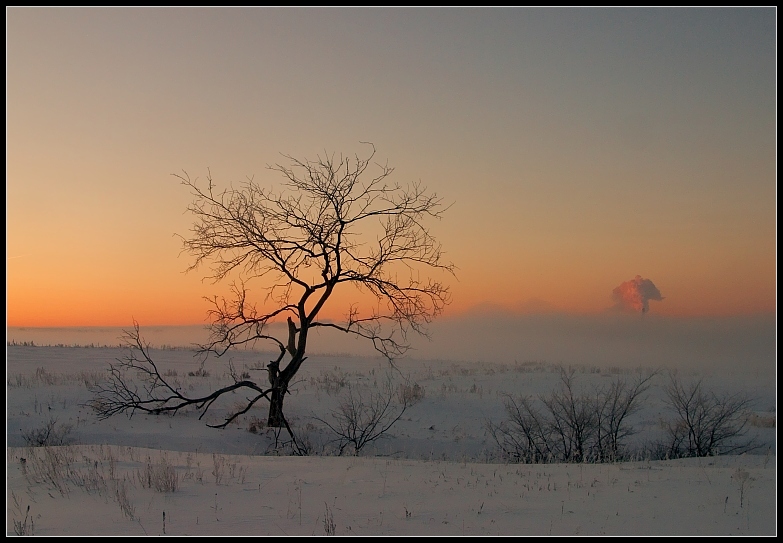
89,143,453,440
662,373,758,458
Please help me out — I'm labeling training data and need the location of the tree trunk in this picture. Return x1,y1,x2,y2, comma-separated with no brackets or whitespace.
266,351,288,428
267,385,286,427
267,323,306,428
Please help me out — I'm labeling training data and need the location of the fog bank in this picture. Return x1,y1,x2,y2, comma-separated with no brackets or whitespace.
7,312,775,377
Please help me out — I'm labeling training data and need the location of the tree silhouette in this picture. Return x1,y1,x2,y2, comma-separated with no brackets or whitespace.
90,143,454,446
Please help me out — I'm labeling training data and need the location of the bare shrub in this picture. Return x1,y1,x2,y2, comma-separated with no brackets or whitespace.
317,375,411,455
540,368,599,462
661,373,759,458
592,371,657,462
488,367,656,463
22,418,73,447
487,394,554,464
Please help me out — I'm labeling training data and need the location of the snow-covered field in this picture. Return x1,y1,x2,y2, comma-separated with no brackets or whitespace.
6,344,777,535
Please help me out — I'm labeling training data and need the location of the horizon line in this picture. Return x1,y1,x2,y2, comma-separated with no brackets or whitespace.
6,309,776,330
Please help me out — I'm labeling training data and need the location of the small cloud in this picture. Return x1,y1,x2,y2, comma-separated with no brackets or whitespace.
611,275,664,313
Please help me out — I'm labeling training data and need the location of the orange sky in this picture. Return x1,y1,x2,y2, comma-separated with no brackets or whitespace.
7,8,776,327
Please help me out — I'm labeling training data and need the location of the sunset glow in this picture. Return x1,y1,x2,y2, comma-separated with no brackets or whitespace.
7,8,776,329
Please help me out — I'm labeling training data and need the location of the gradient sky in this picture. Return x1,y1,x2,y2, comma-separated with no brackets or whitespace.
7,7,777,327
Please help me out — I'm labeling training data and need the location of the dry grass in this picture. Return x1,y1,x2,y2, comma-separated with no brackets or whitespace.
138,455,179,492
397,381,426,406
247,416,266,434
10,491,35,536
7,367,106,389
210,453,247,485
114,478,136,520
312,368,352,395
748,413,776,428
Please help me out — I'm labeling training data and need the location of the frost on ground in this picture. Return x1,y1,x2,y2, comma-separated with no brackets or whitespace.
6,345,777,536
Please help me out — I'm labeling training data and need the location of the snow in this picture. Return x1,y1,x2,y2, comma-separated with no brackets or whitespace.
6,344,777,536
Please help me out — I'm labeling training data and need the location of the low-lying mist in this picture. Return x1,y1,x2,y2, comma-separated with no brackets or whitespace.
7,312,775,379
412,312,776,377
